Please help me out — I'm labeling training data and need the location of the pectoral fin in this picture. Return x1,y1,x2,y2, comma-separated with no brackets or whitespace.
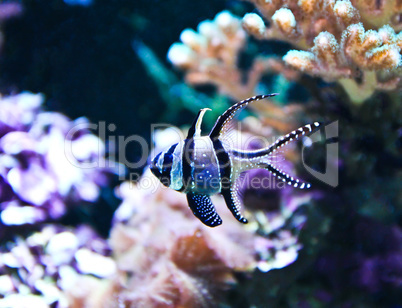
221,185,248,224
186,192,222,227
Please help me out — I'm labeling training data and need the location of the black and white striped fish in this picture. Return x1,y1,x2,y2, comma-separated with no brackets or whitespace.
150,94,321,227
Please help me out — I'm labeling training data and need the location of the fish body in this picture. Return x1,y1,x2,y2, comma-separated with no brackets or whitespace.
150,94,321,227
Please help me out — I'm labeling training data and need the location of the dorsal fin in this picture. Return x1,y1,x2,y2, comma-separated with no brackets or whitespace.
209,94,278,139
186,108,211,139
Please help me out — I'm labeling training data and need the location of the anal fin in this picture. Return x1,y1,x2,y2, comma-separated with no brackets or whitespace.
186,193,222,227
221,185,248,224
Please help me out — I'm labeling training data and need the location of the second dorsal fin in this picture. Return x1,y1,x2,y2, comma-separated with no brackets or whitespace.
209,94,278,140
186,108,211,139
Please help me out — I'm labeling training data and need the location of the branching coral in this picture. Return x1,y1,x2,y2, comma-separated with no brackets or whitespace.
167,11,303,131
353,0,402,31
283,24,401,103
243,0,360,47
0,92,113,226
168,0,402,105
167,11,250,99
242,0,402,103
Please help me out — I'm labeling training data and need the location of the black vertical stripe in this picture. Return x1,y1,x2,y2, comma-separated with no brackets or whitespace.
212,137,248,223
161,143,178,187
150,152,162,178
211,138,231,190
181,138,194,191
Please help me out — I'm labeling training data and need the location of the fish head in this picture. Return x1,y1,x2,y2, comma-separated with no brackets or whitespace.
150,143,178,188
150,151,168,187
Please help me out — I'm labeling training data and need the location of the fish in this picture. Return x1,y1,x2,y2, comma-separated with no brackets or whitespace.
150,94,321,227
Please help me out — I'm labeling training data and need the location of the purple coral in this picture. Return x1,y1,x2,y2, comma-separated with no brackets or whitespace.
0,92,112,226
0,224,115,306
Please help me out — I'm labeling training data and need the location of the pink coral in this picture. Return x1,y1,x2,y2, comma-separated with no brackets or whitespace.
168,0,402,104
